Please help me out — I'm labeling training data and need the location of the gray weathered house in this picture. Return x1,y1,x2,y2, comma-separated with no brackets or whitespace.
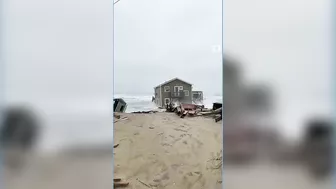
154,78,192,107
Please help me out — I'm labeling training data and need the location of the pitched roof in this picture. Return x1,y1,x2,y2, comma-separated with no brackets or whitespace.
154,78,192,89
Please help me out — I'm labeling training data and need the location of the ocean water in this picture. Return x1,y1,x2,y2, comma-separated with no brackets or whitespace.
35,94,222,153
114,94,223,113
113,94,333,141
36,94,331,153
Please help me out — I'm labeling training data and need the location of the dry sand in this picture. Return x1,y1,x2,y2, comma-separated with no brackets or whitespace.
4,112,332,189
113,113,223,189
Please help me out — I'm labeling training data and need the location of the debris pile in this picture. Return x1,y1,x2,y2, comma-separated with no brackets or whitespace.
166,102,222,121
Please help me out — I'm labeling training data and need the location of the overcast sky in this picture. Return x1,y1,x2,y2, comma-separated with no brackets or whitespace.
114,0,332,138
114,0,222,95
3,0,333,138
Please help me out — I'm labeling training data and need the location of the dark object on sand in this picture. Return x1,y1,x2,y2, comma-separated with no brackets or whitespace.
302,118,333,178
212,103,222,111
166,102,175,112
114,178,129,188
172,102,222,121
132,110,157,114
114,144,119,148
0,107,39,168
195,104,205,109
114,98,127,113
114,113,121,119
215,115,222,122
180,111,188,118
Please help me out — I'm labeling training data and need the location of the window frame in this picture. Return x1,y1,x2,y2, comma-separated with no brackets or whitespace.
164,86,170,92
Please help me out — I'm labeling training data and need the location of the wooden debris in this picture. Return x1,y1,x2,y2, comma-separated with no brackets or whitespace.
136,178,152,188
215,115,222,122
132,110,157,114
114,178,129,188
175,106,182,115
114,182,129,187
114,178,122,182
180,111,188,118
188,110,196,116
169,101,222,121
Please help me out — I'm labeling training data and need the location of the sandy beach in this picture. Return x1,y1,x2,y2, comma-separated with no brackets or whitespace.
4,112,332,189
3,112,222,189
114,113,223,189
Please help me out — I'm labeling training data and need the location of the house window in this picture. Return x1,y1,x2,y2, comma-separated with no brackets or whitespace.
184,90,189,96
174,86,183,92
164,86,170,92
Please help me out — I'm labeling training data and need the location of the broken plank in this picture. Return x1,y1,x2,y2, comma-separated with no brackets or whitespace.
180,111,188,118
114,182,129,188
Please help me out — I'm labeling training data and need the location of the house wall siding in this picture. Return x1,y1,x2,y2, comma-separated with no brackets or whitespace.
161,79,192,106
154,87,161,106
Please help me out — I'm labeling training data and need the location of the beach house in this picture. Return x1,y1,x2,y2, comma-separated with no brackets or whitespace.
153,78,192,107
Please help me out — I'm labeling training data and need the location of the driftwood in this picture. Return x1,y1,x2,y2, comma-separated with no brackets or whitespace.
114,178,129,188
199,108,222,116
136,178,152,188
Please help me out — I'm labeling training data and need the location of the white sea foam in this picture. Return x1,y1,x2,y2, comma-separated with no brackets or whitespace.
114,94,222,112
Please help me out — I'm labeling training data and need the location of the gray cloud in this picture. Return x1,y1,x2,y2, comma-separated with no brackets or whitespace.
3,0,332,138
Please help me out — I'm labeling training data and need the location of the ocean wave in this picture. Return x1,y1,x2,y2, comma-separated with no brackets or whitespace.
114,94,222,113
